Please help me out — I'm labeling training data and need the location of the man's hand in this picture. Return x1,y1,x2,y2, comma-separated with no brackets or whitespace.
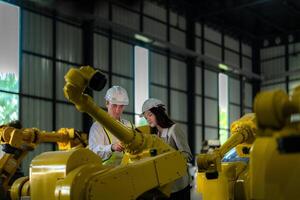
111,142,124,152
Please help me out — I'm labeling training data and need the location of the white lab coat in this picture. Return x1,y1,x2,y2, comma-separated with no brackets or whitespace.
88,119,132,165
159,123,192,193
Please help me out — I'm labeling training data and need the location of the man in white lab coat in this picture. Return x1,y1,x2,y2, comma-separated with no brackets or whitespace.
88,86,133,166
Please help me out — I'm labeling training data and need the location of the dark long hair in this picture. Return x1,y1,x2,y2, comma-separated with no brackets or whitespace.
149,106,175,134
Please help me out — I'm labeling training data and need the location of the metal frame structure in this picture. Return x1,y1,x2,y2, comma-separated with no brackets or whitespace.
1,0,258,157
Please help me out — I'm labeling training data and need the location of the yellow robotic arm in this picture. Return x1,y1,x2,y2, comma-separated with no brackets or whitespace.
0,126,87,199
63,66,173,156
0,126,87,150
0,125,87,199
197,113,256,174
196,86,300,200
13,66,187,200
196,114,256,200
250,87,300,200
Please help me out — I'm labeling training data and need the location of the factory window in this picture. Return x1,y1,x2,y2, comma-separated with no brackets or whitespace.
219,73,229,145
134,46,149,125
0,2,20,125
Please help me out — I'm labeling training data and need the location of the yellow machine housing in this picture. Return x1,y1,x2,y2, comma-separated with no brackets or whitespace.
1,66,188,200
0,126,87,199
250,88,300,200
196,113,256,200
196,86,300,200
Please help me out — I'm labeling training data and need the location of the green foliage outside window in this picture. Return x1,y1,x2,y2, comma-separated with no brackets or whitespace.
219,108,229,145
219,109,228,129
0,73,19,92
0,73,19,125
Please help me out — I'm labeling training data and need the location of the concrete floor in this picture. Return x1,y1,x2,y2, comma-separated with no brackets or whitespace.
191,179,202,200
189,165,202,200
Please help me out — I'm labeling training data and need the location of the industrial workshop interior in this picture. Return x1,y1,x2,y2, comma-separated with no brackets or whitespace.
1,0,300,199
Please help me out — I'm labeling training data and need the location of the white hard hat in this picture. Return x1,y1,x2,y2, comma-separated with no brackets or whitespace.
141,98,165,114
105,86,129,105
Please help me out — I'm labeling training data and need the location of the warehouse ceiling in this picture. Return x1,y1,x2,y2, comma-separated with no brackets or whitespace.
169,0,300,45
5,0,268,79
11,0,300,46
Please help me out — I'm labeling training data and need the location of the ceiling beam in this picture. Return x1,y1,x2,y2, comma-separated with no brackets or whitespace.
246,8,288,34
205,18,258,41
196,0,273,19
281,0,300,16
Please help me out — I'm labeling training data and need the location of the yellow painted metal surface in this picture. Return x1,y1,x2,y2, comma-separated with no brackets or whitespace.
196,162,248,200
1,66,188,200
0,126,87,198
250,129,300,200
197,113,255,174
196,86,300,200
250,87,300,200
2,66,187,200
196,114,255,200
6,66,300,200
9,176,29,200
64,67,173,156
30,148,103,200
27,148,185,200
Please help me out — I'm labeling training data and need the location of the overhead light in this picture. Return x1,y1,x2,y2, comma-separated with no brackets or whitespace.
275,37,281,45
134,34,152,43
218,63,229,71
